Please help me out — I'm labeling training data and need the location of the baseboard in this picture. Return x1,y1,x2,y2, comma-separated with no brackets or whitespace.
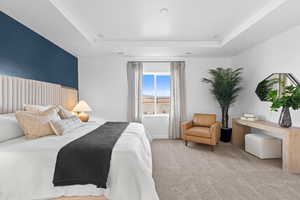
151,134,169,139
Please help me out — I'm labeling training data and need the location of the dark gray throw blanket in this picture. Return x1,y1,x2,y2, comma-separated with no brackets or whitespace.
53,122,129,188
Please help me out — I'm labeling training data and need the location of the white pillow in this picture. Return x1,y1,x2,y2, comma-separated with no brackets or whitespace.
0,117,24,142
57,105,75,119
50,116,82,135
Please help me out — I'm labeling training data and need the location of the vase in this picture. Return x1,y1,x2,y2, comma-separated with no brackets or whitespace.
279,107,292,128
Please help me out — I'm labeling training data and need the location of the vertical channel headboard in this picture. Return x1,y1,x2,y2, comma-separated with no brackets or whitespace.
61,86,79,111
0,75,78,113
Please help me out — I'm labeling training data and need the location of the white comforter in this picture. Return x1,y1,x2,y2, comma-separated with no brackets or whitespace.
0,119,159,200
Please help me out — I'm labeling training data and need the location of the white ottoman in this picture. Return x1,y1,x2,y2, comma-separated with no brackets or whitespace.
245,133,282,159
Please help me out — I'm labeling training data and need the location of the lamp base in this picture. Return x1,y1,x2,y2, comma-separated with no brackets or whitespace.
78,112,89,122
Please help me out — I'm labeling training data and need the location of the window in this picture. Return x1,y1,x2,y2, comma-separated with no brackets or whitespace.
143,74,171,115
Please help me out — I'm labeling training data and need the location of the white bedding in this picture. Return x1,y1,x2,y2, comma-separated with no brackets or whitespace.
0,119,159,200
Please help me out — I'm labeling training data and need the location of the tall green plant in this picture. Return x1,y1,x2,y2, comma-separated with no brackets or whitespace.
202,68,243,128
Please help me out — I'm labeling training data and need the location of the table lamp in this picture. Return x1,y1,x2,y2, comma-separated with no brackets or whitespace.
73,100,92,122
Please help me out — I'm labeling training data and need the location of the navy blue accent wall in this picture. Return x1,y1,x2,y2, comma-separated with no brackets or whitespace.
0,11,78,89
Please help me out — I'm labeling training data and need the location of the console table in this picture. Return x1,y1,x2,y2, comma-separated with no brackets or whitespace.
232,119,300,173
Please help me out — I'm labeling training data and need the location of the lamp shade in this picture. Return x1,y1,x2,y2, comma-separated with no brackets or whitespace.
73,100,92,112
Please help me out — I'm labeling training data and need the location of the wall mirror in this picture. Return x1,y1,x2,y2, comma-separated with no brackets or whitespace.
255,73,300,101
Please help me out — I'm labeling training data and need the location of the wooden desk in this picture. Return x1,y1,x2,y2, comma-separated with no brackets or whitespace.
232,119,300,173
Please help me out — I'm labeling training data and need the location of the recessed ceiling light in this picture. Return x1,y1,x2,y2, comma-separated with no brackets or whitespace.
212,35,219,40
160,8,168,14
116,52,125,55
97,33,104,38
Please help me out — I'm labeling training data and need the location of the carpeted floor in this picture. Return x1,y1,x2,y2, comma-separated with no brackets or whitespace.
152,139,300,200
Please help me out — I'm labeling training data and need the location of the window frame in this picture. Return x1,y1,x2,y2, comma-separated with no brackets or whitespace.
142,72,171,116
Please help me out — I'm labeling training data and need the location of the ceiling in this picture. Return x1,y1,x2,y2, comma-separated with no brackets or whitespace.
1,0,300,57
60,0,273,41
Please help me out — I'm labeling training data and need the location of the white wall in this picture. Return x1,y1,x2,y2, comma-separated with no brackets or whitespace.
143,62,170,73
79,56,128,121
232,24,300,126
79,56,232,137
185,57,234,122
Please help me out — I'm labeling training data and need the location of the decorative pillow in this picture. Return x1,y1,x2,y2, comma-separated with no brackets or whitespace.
15,107,61,139
50,116,82,135
0,117,24,142
57,105,75,119
24,104,53,113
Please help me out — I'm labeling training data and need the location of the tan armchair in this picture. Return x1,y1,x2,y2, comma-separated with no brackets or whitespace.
181,113,221,151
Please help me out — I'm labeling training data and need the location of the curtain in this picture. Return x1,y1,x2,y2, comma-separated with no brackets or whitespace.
127,61,143,122
169,61,187,139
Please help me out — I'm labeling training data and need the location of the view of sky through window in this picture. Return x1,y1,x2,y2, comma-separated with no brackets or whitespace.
143,74,171,115
143,75,171,97
143,75,154,96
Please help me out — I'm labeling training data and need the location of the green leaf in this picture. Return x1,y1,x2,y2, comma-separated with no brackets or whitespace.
267,86,300,112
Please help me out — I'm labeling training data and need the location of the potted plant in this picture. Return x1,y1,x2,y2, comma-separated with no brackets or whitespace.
267,85,300,128
202,67,243,142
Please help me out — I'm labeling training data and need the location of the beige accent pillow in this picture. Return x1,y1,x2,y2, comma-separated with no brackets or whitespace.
50,116,82,135
57,105,75,119
15,107,61,139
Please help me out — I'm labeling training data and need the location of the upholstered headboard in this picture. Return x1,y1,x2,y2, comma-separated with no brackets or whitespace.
0,75,78,113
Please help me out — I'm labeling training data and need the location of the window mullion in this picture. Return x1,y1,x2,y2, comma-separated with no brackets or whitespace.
154,75,157,115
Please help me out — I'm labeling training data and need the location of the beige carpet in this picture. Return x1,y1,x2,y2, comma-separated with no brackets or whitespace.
152,140,300,200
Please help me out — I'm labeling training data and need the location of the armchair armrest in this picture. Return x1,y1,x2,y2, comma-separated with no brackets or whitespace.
181,120,193,139
210,122,221,145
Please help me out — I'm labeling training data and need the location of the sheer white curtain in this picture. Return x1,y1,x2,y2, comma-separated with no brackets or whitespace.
169,61,187,139
127,61,143,122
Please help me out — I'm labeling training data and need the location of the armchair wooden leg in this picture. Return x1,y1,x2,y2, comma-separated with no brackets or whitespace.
210,145,214,152
185,140,188,146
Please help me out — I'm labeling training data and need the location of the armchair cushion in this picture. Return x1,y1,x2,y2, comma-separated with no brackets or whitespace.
185,127,211,138
193,114,216,127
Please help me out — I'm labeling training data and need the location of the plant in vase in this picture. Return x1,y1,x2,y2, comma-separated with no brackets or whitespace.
202,67,243,142
267,85,300,128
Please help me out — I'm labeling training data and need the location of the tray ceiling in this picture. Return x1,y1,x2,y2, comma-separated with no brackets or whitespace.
1,0,299,57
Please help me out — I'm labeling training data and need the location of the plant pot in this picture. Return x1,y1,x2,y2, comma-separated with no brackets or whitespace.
279,107,292,128
220,128,232,143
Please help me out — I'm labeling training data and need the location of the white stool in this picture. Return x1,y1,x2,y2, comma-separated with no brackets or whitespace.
245,133,282,159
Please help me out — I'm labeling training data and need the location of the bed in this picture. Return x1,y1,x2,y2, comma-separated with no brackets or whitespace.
0,118,158,200
0,75,159,200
